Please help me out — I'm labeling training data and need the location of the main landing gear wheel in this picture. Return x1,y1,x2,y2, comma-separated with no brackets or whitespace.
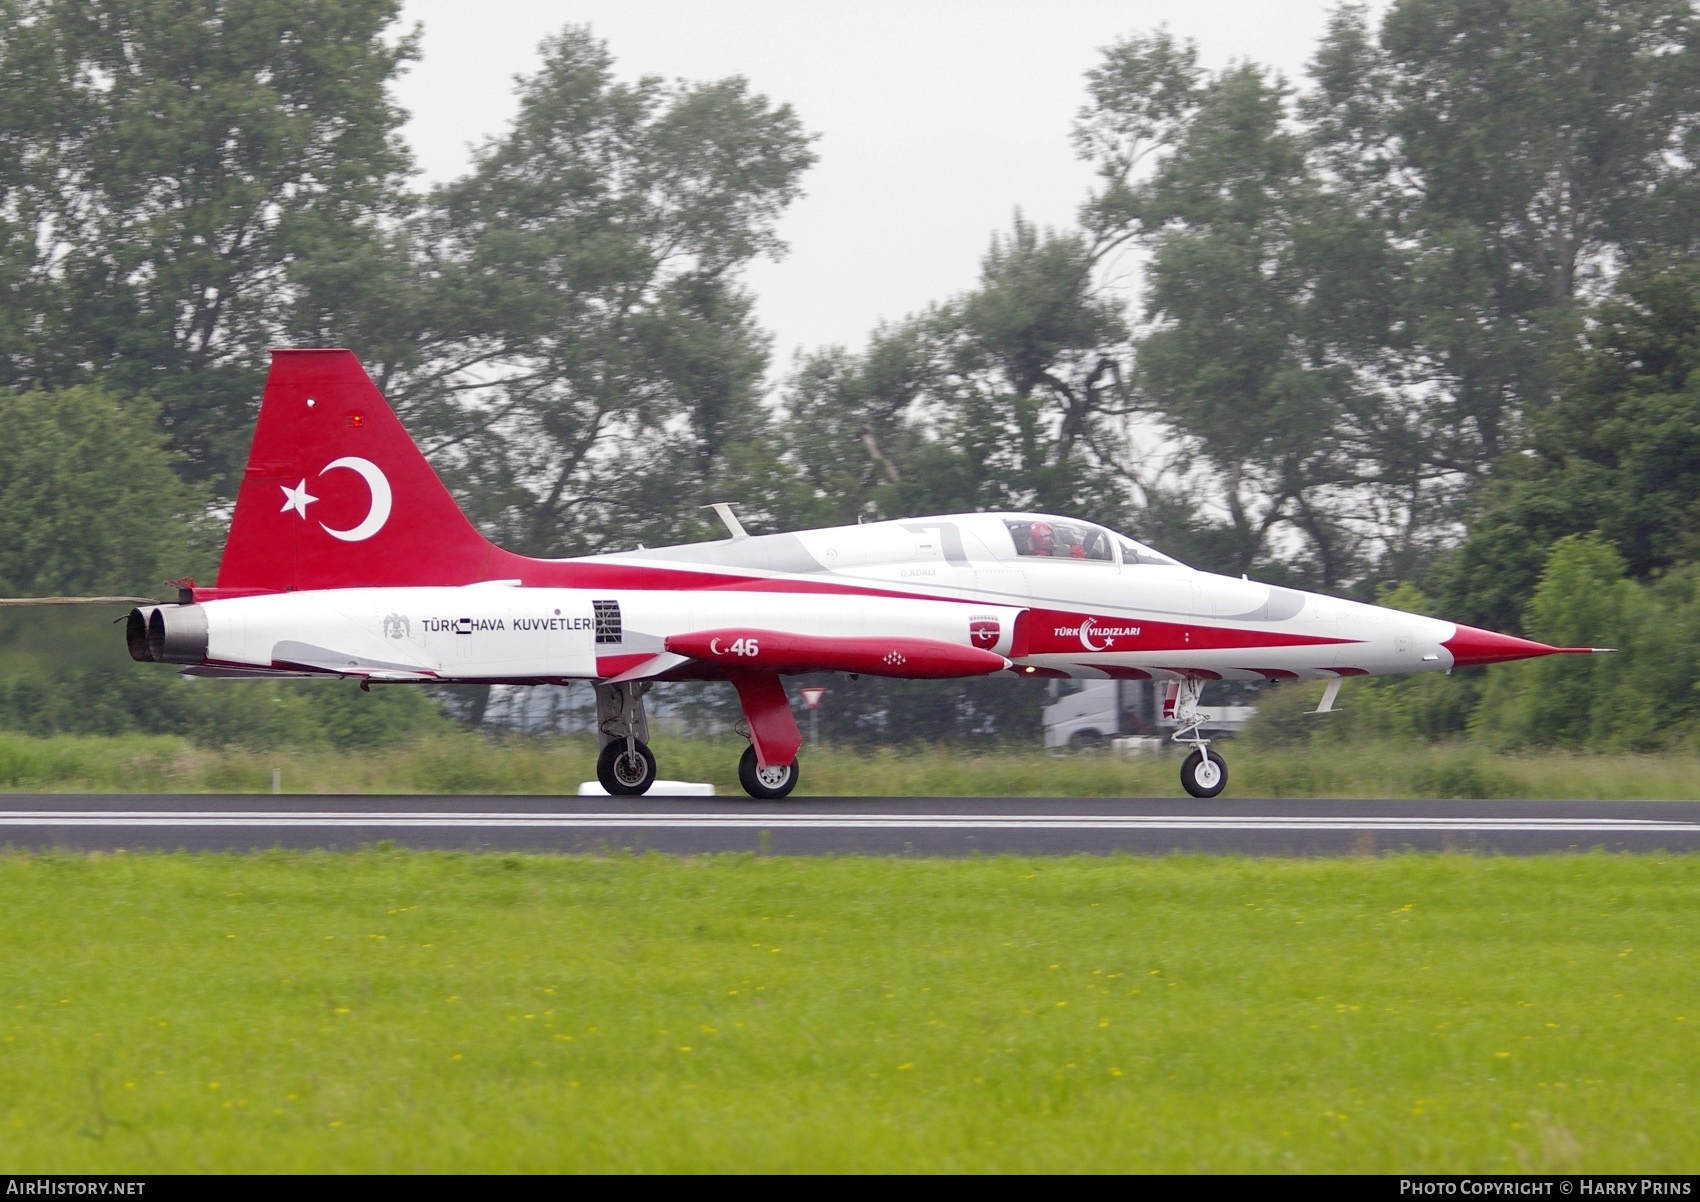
738,745,799,800
597,739,657,796
1180,748,1227,799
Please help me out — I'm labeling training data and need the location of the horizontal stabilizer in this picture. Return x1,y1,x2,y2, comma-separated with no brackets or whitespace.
667,629,1008,678
269,640,438,679
180,665,322,680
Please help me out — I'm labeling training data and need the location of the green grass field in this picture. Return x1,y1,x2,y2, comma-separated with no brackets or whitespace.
1,850,1696,1172
3,730,1700,799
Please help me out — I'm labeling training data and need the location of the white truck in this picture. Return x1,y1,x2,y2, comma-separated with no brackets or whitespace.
1041,679,1257,752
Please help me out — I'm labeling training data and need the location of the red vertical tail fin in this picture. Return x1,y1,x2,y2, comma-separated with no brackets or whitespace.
216,349,504,590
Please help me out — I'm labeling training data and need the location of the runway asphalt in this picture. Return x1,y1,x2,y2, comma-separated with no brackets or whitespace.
2,794,1698,855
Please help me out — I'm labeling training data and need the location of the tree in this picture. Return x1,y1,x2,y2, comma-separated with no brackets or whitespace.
382,27,816,558
0,0,421,497
1062,31,1450,587
1130,63,1414,586
0,386,207,596
1303,0,1700,506
1469,535,1698,749
1084,3,1700,592
1433,258,1700,630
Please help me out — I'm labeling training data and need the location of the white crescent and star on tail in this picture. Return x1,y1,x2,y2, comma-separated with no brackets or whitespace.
277,458,392,542
279,479,317,519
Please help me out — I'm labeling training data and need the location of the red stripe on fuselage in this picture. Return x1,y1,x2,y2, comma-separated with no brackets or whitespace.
1023,608,1353,656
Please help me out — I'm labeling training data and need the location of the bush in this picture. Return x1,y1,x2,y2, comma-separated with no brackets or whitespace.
0,668,451,749
1471,536,1699,751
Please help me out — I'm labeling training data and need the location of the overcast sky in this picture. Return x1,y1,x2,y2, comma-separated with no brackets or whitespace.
394,1,1381,370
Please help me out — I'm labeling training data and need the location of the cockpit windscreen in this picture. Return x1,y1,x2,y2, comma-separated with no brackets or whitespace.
1002,518,1181,567
1003,519,1112,561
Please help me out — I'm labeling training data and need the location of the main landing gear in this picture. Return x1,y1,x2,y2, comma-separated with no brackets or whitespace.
1170,678,1229,799
594,681,657,796
738,745,799,799
592,675,803,800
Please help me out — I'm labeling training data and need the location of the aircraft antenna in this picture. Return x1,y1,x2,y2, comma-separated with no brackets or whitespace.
704,503,749,540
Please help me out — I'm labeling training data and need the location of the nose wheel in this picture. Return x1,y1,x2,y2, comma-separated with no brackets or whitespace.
1169,676,1230,799
1179,747,1227,799
738,745,799,799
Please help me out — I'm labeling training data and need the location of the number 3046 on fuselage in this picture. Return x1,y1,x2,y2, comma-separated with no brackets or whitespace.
126,349,1605,800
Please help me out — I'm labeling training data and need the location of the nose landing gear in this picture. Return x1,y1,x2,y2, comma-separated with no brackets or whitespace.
1169,677,1229,798
1179,747,1227,798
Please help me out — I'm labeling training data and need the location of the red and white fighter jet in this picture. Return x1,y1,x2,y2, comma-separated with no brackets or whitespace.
127,350,1603,798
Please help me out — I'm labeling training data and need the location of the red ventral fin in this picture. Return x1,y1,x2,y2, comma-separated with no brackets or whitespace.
726,670,802,770
217,349,506,591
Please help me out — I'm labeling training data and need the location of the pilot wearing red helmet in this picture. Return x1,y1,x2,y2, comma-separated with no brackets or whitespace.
1029,521,1055,556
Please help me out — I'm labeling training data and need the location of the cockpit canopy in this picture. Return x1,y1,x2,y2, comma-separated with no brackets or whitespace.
999,517,1181,567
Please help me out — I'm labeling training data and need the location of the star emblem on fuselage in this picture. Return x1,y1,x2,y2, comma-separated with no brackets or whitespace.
280,479,318,519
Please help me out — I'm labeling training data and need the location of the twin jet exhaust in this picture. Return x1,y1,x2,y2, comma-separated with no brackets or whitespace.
127,604,208,666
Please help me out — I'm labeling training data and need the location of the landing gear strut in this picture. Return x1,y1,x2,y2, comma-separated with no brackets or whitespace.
591,672,807,800
1170,678,1228,799
594,681,656,796
726,670,803,800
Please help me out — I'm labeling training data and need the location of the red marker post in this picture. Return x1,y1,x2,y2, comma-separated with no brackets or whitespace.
799,686,827,748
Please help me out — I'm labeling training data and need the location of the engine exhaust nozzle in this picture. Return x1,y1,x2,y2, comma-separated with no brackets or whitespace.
144,604,209,665
126,607,156,662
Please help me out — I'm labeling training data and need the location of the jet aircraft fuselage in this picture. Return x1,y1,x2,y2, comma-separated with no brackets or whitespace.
128,350,1595,799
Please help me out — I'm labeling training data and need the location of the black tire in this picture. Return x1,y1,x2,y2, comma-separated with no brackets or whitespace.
1068,729,1106,756
1180,748,1227,799
597,739,657,796
738,745,799,800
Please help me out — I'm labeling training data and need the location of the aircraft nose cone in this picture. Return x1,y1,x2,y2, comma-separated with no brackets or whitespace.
1442,624,1569,667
